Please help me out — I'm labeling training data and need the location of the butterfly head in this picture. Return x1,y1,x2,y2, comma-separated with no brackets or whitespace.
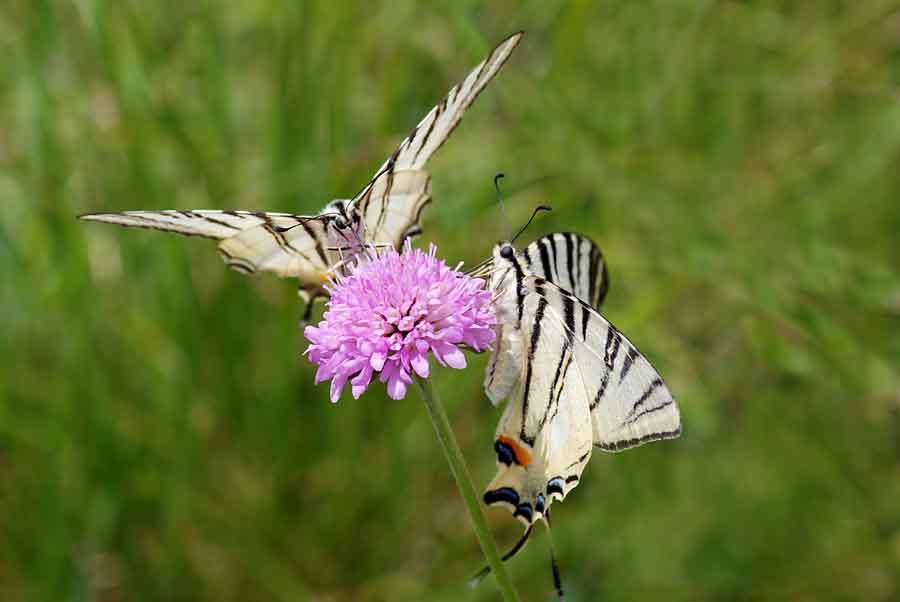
333,210,359,231
486,241,526,326
492,241,519,267
322,199,360,232
498,242,515,260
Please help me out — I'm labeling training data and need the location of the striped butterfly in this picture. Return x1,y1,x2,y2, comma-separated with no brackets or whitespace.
79,32,523,315
480,233,681,528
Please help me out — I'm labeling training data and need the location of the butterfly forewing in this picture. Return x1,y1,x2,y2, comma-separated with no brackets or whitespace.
355,169,432,247
529,277,681,452
79,209,335,282
354,32,524,249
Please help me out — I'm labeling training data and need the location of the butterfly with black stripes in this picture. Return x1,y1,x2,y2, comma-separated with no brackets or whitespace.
480,232,681,526
79,32,523,316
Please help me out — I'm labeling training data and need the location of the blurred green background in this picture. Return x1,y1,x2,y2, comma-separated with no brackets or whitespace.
3,1,900,600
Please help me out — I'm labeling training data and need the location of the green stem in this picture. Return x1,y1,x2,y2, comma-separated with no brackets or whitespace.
415,378,521,602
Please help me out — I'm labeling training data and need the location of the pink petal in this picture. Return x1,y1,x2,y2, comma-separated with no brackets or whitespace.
442,347,466,369
386,372,409,400
330,374,348,403
370,351,387,371
351,365,374,399
410,353,430,378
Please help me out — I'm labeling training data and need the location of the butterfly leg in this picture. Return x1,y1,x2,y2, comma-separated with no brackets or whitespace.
366,241,394,258
298,287,326,325
468,525,534,589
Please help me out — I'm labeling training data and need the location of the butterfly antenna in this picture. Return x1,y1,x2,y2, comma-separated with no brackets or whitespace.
469,524,534,589
274,214,324,234
510,205,552,244
544,511,565,600
494,172,511,233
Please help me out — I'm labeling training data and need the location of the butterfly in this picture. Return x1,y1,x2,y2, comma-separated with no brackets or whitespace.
479,232,681,527
79,32,523,317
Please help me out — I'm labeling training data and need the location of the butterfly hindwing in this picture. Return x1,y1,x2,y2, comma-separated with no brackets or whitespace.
485,286,594,524
520,232,609,309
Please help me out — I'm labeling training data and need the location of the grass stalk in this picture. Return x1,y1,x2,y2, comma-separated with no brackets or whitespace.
415,378,521,602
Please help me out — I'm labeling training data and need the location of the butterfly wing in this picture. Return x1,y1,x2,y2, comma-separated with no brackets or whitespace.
520,232,609,309
353,32,523,248
79,210,338,293
529,277,681,452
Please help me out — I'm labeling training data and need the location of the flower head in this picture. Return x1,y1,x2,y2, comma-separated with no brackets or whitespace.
304,243,496,401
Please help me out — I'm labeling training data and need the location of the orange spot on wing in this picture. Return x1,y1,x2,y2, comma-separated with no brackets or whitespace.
498,435,532,467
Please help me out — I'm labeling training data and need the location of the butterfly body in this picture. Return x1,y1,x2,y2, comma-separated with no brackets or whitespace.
483,234,681,526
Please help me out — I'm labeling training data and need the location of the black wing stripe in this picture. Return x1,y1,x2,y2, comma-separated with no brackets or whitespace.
624,377,664,422
86,213,221,240
595,427,681,452
218,248,256,274
619,347,639,384
562,291,575,344
565,448,591,470
623,398,675,427
261,222,292,255
563,233,576,293
484,323,504,390
520,293,548,446
510,254,527,327
300,220,328,266
590,369,610,411
540,339,570,432
410,96,445,166
538,239,553,283
603,325,622,371
573,235,583,293
200,215,242,231
547,352,573,426
548,234,559,283
588,244,600,308
372,149,401,236
523,246,533,267
264,221,322,267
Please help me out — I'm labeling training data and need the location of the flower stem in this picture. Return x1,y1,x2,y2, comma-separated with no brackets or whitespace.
415,378,521,602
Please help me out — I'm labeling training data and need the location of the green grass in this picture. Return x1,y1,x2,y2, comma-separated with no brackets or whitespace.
2,1,900,600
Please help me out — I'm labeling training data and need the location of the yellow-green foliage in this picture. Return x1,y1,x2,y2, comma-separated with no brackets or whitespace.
2,1,898,600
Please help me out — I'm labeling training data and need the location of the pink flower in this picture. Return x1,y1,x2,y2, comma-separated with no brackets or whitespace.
304,243,496,402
